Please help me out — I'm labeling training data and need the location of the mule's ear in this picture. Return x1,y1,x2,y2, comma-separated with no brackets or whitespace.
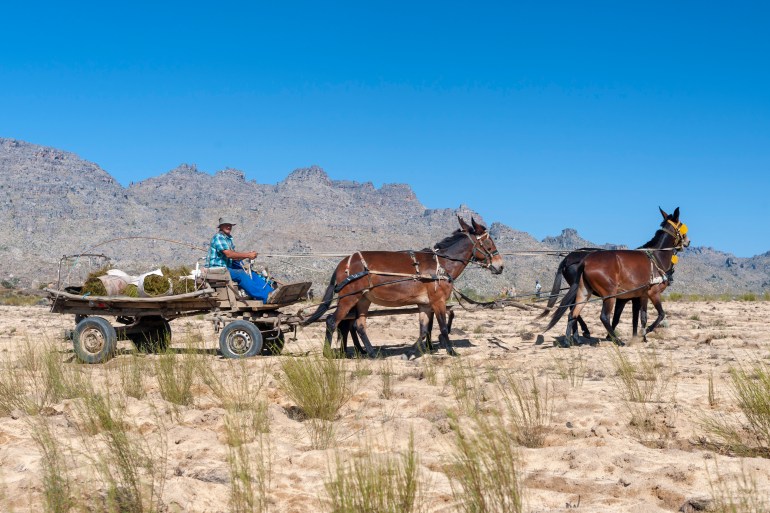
458,215,471,232
659,206,669,221
471,217,487,234
672,207,680,222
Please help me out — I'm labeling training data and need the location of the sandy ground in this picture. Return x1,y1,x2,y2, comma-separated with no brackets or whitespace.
1,299,769,512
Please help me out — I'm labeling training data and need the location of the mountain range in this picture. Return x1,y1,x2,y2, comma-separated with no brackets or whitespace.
2,137,769,297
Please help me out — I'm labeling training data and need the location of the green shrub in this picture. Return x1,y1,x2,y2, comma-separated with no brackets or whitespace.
279,354,351,421
326,433,422,513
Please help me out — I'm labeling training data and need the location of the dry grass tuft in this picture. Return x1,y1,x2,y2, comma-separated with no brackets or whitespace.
203,358,271,438
225,413,272,513
445,358,489,416
607,345,675,433
448,410,524,513
279,353,351,421
73,384,167,512
707,459,769,513
154,336,200,408
325,432,423,513
702,360,770,458
498,371,555,448
29,417,75,513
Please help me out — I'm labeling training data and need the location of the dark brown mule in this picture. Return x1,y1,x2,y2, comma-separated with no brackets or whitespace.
544,207,689,347
302,217,504,356
541,248,676,339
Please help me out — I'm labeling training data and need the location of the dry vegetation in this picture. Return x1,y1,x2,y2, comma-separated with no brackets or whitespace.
1,299,770,512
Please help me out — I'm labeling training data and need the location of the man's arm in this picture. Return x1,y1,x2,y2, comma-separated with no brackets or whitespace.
223,249,257,261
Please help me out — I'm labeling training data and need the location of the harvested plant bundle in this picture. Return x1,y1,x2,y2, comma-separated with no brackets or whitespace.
142,274,171,296
162,266,195,294
81,266,112,296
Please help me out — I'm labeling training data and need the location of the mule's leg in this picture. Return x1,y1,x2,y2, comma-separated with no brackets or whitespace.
599,297,623,345
340,306,367,356
631,298,641,338
577,315,591,338
638,296,649,342
324,316,337,355
644,292,666,334
352,297,378,357
414,307,433,355
336,319,350,356
611,299,628,332
434,308,457,356
432,304,456,356
564,311,577,348
566,280,592,347
327,294,361,357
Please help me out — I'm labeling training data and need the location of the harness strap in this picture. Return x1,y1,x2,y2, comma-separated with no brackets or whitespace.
408,250,421,274
645,250,669,285
335,270,370,293
345,251,369,277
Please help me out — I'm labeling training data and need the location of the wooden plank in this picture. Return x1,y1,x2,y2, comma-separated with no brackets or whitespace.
267,282,312,305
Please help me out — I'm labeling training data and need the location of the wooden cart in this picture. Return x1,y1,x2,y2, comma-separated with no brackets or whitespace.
46,257,311,363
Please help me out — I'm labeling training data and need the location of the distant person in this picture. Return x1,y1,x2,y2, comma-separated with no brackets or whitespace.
206,217,274,302
508,285,516,298
535,279,542,299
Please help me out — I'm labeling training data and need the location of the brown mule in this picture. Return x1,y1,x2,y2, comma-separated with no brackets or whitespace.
302,216,504,357
545,207,689,347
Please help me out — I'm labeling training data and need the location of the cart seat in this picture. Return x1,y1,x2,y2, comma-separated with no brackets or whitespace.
198,267,232,287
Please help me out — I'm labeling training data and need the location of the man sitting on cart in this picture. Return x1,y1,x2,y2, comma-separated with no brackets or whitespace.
206,217,274,302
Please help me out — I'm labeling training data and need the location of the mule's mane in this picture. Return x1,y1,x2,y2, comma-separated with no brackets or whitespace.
424,229,469,252
639,221,674,248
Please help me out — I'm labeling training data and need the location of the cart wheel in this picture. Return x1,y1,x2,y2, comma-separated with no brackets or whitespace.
262,329,285,355
129,316,171,353
219,320,263,359
73,317,117,364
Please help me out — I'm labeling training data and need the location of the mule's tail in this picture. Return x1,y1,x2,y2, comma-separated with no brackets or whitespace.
537,258,569,318
543,280,579,332
300,273,337,326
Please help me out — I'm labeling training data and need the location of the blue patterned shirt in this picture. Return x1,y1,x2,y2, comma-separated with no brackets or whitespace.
207,232,235,268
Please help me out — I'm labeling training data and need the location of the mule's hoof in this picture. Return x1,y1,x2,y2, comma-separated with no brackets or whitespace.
446,347,459,356
560,338,572,348
613,339,626,347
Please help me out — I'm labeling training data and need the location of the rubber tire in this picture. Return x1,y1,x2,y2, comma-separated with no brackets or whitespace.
73,316,118,364
219,320,263,359
128,317,171,353
262,329,285,355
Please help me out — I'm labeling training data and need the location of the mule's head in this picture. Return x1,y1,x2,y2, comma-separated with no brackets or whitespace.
458,216,505,274
659,207,690,249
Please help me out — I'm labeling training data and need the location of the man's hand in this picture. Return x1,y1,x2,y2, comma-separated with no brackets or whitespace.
246,251,257,260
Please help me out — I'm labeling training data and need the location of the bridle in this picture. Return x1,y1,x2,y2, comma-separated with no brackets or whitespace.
463,230,499,268
660,219,689,250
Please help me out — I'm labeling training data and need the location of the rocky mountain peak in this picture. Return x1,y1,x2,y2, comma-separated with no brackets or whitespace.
169,163,201,176
542,228,592,249
214,168,247,182
283,165,331,185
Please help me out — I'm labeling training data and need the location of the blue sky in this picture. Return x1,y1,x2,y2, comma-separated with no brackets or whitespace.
2,1,769,256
